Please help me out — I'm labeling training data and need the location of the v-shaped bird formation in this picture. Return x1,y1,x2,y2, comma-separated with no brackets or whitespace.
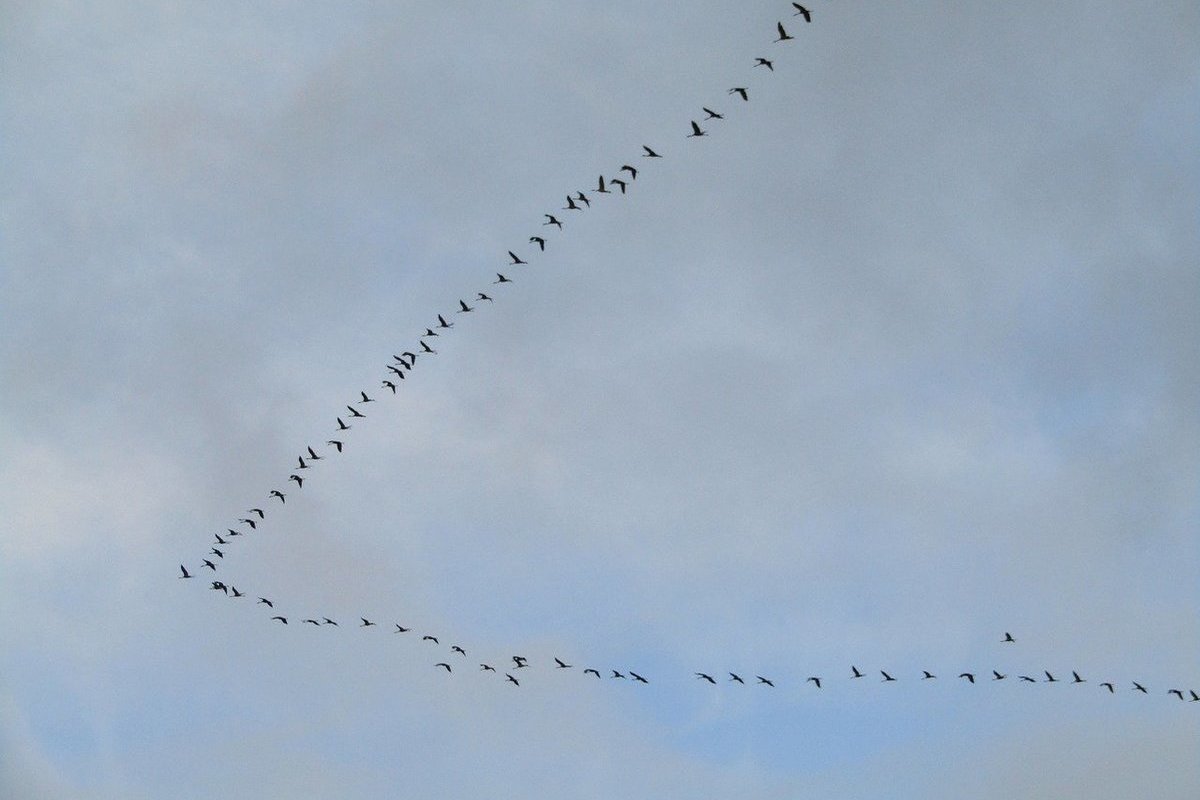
177,6,1196,708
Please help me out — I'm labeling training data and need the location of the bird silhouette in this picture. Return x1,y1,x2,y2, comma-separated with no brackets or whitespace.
687,120,706,138
775,21,794,42
494,273,512,284
269,490,285,503
288,474,303,487
993,671,1006,681
423,635,439,645
1168,689,1184,700
554,658,572,669
209,548,224,559
695,672,716,684
1019,675,1036,682
179,564,193,579
271,616,287,624
757,676,775,687
451,646,466,656
729,673,745,684
512,656,528,667
476,293,493,303
1072,671,1086,684
563,195,581,211
506,674,520,686
754,57,774,71
1002,632,1016,643
543,214,563,229
1132,682,1148,693
202,559,217,571
210,581,227,594
336,418,351,431
529,236,545,251
346,406,365,418
583,668,601,678
609,178,627,194
792,4,811,22
394,624,410,633
807,677,822,688
435,663,452,673
213,533,227,545
322,618,338,626
1100,682,1115,693
296,456,308,470
420,341,436,354
248,508,265,519
596,175,610,193
881,671,897,682
382,380,397,393
960,673,976,684
702,107,724,120
619,164,637,180
327,440,344,452
457,300,473,313
922,671,937,680
303,619,320,626
480,664,496,672
1191,690,1200,702
575,191,590,207
257,597,273,607
230,586,244,598
851,665,864,679
1044,671,1058,683
611,670,625,679
728,87,749,101
360,618,375,628
630,672,649,684
237,519,256,529
306,446,322,461
642,145,662,158
508,251,527,265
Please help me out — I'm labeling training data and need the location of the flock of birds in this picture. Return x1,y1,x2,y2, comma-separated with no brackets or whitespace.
179,5,1196,706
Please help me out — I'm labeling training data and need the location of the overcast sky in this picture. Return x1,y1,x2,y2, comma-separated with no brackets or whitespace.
3,2,1198,798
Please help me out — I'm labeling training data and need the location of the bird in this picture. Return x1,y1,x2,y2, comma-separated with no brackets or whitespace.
922,671,937,680
480,664,496,672
512,656,528,667
1044,671,1058,682
506,674,520,686
881,671,897,682
1100,682,1115,693
507,251,527,265
303,619,320,626
213,533,227,545
754,57,774,71
529,236,545,251
359,391,373,404
1002,632,1016,643
420,341,436,354
494,273,512,284
728,87,749,101
336,417,351,431
611,670,626,679
360,618,375,628
451,646,466,656
992,671,1006,681
382,380,396,393
423,635,439,645
271,616,288,624
306,446,322,461
686,120,706,138
209,548,224,559
807,677,822,688
1072,671,1086,684
1019,675,1036,682
620,164,637,180
402,350,418,363
775,21,794,42
563,195,581,211
322,618,338,626
702,107,724,120
960,673,976,684
346,405,365,418
269,490,285,503
1191,690,1200,702
575,191,590,207
236,518,256,530
422,328,438,339
435,663,452,673
583,668,601,678
554,658,572,669
230,586,244,598
695,672,716,684
296,455,308,470
1169,689,1185,700
179,564,193,579
851,665,864,679
457,299,473,313
630,672,649,684
210,581,227,594
792,3,811,21
729,673,745,684
327,440,344,452
437,314,453,330
1132,682,1148,693
248,508,265,519
609,178,627,194
288,474,303,487
476,293,493,303
756,676,775,687
393,624,410,633
596,175,610,193
641,145,662,158
202,559,217,571
257,597,273,607
543,214,563,228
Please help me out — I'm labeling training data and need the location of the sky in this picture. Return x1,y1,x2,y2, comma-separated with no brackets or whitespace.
2,1,1198,797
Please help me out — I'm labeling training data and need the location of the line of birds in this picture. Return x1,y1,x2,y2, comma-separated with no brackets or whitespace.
177,5,1196,707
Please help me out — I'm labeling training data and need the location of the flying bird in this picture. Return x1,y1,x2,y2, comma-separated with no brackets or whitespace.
435,663,452,673
303,619,320,626
322,618,338,626
210,581,227,594
1132,682,1148,693
1044,671,1058,683
543,214,563,228
611,671,626,679
807,677,822,688
775,21,794,42
476,293,493,303
792,4,811,22
1019,675,1036,682
1003,632,1016,643
583,668,601,678
457,299,473,313
922,671,937,680
881,671,897,682
257,597,273,607
851,665,864,679
596,175,610,193
423,635,439,645
529,236,545,251
754,57,774,71
506,674,520,686
507,251,527,265
306,447,322,461
630,671,649,684
575,191,590,207
202,559,217,571
346,405,365,418
213,533,227,545
641,145,662,158
336,418,351,431
494,273,512,284
960,673,976,684
269,490,285,503
394,624,410,633
554,658,572,669
480,664,496,672
248,508,265,519
563,195,581,211
288,474,303,487
237,519,256,529
451,646,466,656
230,586,244,598
420,341,436,354
702,107,724,120
686,120,706,138
179,565,193,579
619,164,637,180
729,673,745,684
271,616,287,624
382,380,396,393
756,676,774,687
1168,689,1185,700
436,314,453,330
728,87,749,101
296,456,308,470
209,548,224,559
360,618,375,628
359,391,373,404
993,671,1006,681
695,672,716,684
1072,671,1086,684
609,178,627,194
327,440,344,452
512,656,528,667
1100,682,1115,693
